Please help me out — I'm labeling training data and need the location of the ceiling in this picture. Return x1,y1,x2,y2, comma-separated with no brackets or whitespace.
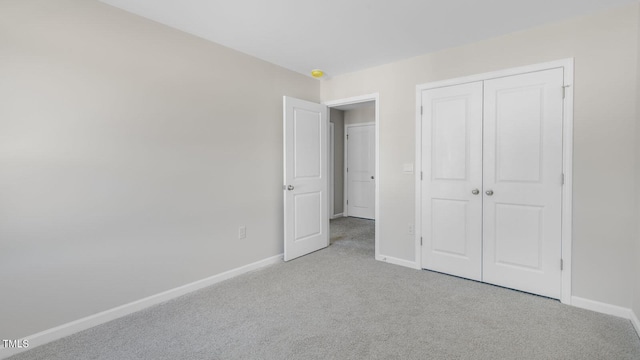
100,0,637,78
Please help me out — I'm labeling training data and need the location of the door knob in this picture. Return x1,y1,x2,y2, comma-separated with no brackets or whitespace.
371,176,375,179
485,190,494,196
472,189,480,195
287,185,294,191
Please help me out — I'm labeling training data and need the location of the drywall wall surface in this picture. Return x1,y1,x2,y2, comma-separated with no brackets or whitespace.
322,4,639,308
344,102,375,125
330,109,345,215
635,3,640,322
0,0,319,339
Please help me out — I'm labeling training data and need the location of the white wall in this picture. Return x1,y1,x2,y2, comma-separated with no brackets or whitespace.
344,102,375,125
635,3,640,323
0,0,318,339
322,4,639,308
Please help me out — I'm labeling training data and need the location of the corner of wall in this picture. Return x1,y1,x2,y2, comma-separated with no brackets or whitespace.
633,0,640,333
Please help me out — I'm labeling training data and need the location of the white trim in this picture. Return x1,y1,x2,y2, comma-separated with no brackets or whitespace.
376,254,420,269
415,87,423,270
329,122,335,219
415,59,573,92
0,254,283,359
571,296,635,319
414,59,574,304
331,212,344,219
324,93,380,261
343,121,348,217
632,310,640,338
559,60,574,305
324,93,379,108
571,297,640,339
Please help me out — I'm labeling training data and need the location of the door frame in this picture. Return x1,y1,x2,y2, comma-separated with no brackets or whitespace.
324,93,380,260
344,122,376,219
329,122,335,218
414,59,574,304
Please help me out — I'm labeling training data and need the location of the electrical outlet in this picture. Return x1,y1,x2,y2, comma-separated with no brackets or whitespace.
408,223,414,235
238,226,246,239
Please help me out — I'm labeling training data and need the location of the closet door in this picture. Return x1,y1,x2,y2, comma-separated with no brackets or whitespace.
482,68,564,299
421,82,483,281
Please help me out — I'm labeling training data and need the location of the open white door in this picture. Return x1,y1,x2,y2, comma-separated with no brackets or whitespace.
284,96,329,261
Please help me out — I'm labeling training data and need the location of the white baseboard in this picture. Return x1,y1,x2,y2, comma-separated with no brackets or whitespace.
570,296,634,319
631,310,640,339
571,296,640,338
330,213,344,219
0,254,283,360
377,254,420,270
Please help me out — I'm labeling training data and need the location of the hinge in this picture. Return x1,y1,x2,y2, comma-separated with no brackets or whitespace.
561,173,565,185
562,85,571,99
347,167,349,173
420,237,423,246
346,134,349,140
421,171,423,180
420,106,423,115
346,200,349,205
560,259,564,271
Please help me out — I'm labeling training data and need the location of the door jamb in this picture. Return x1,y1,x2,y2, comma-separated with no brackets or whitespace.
329,122,335,219
324,94,380,260
414,59,574,304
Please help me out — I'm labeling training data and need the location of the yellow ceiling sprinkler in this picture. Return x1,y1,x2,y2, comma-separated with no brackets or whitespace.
311,69,324,79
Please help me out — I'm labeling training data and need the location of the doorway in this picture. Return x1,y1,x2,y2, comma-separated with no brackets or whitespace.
329,102,376,220
326,94,380,258
283,94,379,262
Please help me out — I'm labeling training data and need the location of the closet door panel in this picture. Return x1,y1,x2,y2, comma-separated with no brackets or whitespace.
482,68,564,299
421,82,483,281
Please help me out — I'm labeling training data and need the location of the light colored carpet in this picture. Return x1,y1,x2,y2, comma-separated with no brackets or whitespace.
8,217,640,359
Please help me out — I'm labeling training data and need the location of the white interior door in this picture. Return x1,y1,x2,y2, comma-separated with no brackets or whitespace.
482,69,564,298
283,96,328,261
420,82,483,281
346,124,375,220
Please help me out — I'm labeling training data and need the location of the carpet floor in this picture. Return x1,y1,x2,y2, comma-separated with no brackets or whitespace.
8,217,640,359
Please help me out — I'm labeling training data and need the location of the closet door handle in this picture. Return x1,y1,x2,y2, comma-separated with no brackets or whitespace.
471,189,480,195
485,190,494,196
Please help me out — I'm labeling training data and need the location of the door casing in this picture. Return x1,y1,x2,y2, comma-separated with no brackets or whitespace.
415,59,574,304
329,122,335,218
325,94,380,260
